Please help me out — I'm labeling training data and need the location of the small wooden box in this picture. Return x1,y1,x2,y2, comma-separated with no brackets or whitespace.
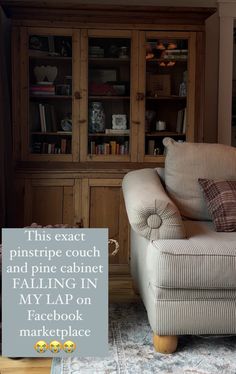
146,74,171,96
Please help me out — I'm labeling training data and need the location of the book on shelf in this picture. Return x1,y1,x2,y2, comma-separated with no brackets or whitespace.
31,142,41,153
176,107,186,134
110,141,117,155
31,140,70,154
50,105,57,132
61,138,67,154
44,104,53,132
42,142,48,153
30,84,55,96
39,104,46,132
182,108,187,134
148,140,155,155
176,109,184,133
89,140,129,155
36,103,58,133
90,141,96,154
105,129,130,135
104,143,110,155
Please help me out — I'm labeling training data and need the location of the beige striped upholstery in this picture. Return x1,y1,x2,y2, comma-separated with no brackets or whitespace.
130,222,236,335
154,300,236,335
123,141,236,337
122,169,186,240
148,221,236,289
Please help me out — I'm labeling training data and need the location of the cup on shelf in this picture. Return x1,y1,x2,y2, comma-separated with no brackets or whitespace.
119,46,129,59
156,120,166,131
56,84,71,96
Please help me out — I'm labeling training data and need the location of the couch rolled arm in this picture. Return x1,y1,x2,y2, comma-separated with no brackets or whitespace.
122,169,186,241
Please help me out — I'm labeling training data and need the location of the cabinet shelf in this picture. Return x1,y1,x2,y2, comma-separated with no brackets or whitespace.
89,95,130,100
31,132,72,135
29,55,72,61
89,57,130,63
30,95,72,100
146,131,185,137
146,96,186,101
89,133,129,137
146,58,187,63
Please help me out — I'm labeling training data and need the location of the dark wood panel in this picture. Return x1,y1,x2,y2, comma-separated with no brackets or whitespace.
2,3,216,26
63,186,74,225
89,185,129,266
32,186,63,225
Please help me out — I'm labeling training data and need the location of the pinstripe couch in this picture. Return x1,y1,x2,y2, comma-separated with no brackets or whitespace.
122,138,236,353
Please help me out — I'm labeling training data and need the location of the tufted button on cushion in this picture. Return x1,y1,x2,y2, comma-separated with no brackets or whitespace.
147,214,162,229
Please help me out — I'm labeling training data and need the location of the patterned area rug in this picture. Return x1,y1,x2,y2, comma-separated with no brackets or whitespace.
51,303,236,374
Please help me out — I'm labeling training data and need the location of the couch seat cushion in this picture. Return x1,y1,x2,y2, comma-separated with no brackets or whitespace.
146,221,236,290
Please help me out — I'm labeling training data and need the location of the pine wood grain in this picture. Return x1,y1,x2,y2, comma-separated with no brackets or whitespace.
0,357,52,374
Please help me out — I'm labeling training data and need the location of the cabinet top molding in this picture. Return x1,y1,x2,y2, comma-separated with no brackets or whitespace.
2,3,216,25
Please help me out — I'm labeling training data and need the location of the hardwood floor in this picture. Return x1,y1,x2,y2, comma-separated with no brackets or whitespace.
0,357,52,374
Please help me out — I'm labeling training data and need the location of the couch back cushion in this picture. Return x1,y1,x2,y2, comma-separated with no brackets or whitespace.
163,138,236,220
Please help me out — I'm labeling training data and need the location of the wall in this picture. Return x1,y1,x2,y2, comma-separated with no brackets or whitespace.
217,0,236,145
204,11,219,143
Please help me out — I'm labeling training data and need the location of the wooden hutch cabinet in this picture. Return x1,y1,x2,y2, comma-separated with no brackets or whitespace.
6,3,214,300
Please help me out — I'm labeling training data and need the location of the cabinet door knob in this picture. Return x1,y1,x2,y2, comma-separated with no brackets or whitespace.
74,91,82,100
79,119,86,124
136,92,145,101
132,120,140,125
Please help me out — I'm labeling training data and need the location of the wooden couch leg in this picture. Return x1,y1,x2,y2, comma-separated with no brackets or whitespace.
153,335,178,354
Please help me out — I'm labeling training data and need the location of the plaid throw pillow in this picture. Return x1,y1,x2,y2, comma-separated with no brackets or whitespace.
198,178,236,232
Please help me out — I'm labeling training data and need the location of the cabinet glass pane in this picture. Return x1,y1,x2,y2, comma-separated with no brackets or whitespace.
28,34,72,155
88,37,131,157
145,38,188,156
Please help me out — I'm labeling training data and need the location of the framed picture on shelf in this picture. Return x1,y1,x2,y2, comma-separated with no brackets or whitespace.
112,114,127,130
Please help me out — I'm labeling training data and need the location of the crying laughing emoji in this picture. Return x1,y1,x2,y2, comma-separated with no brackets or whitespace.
63,340,76,353
49,340,62,353
34,340,48,353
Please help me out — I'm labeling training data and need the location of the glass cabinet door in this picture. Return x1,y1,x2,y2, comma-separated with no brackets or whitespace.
140,32,194,161
27,30,73,160
81,31,133,161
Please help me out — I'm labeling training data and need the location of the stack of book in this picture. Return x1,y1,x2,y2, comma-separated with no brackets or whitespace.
38,103,57,132
30,83,55,96
31,138,71,154
90,140,129,155
176,108,187,134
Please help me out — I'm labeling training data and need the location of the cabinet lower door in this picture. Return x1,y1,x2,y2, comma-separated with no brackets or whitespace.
24,178,77,226
82,178,130,276
82,178,134,301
